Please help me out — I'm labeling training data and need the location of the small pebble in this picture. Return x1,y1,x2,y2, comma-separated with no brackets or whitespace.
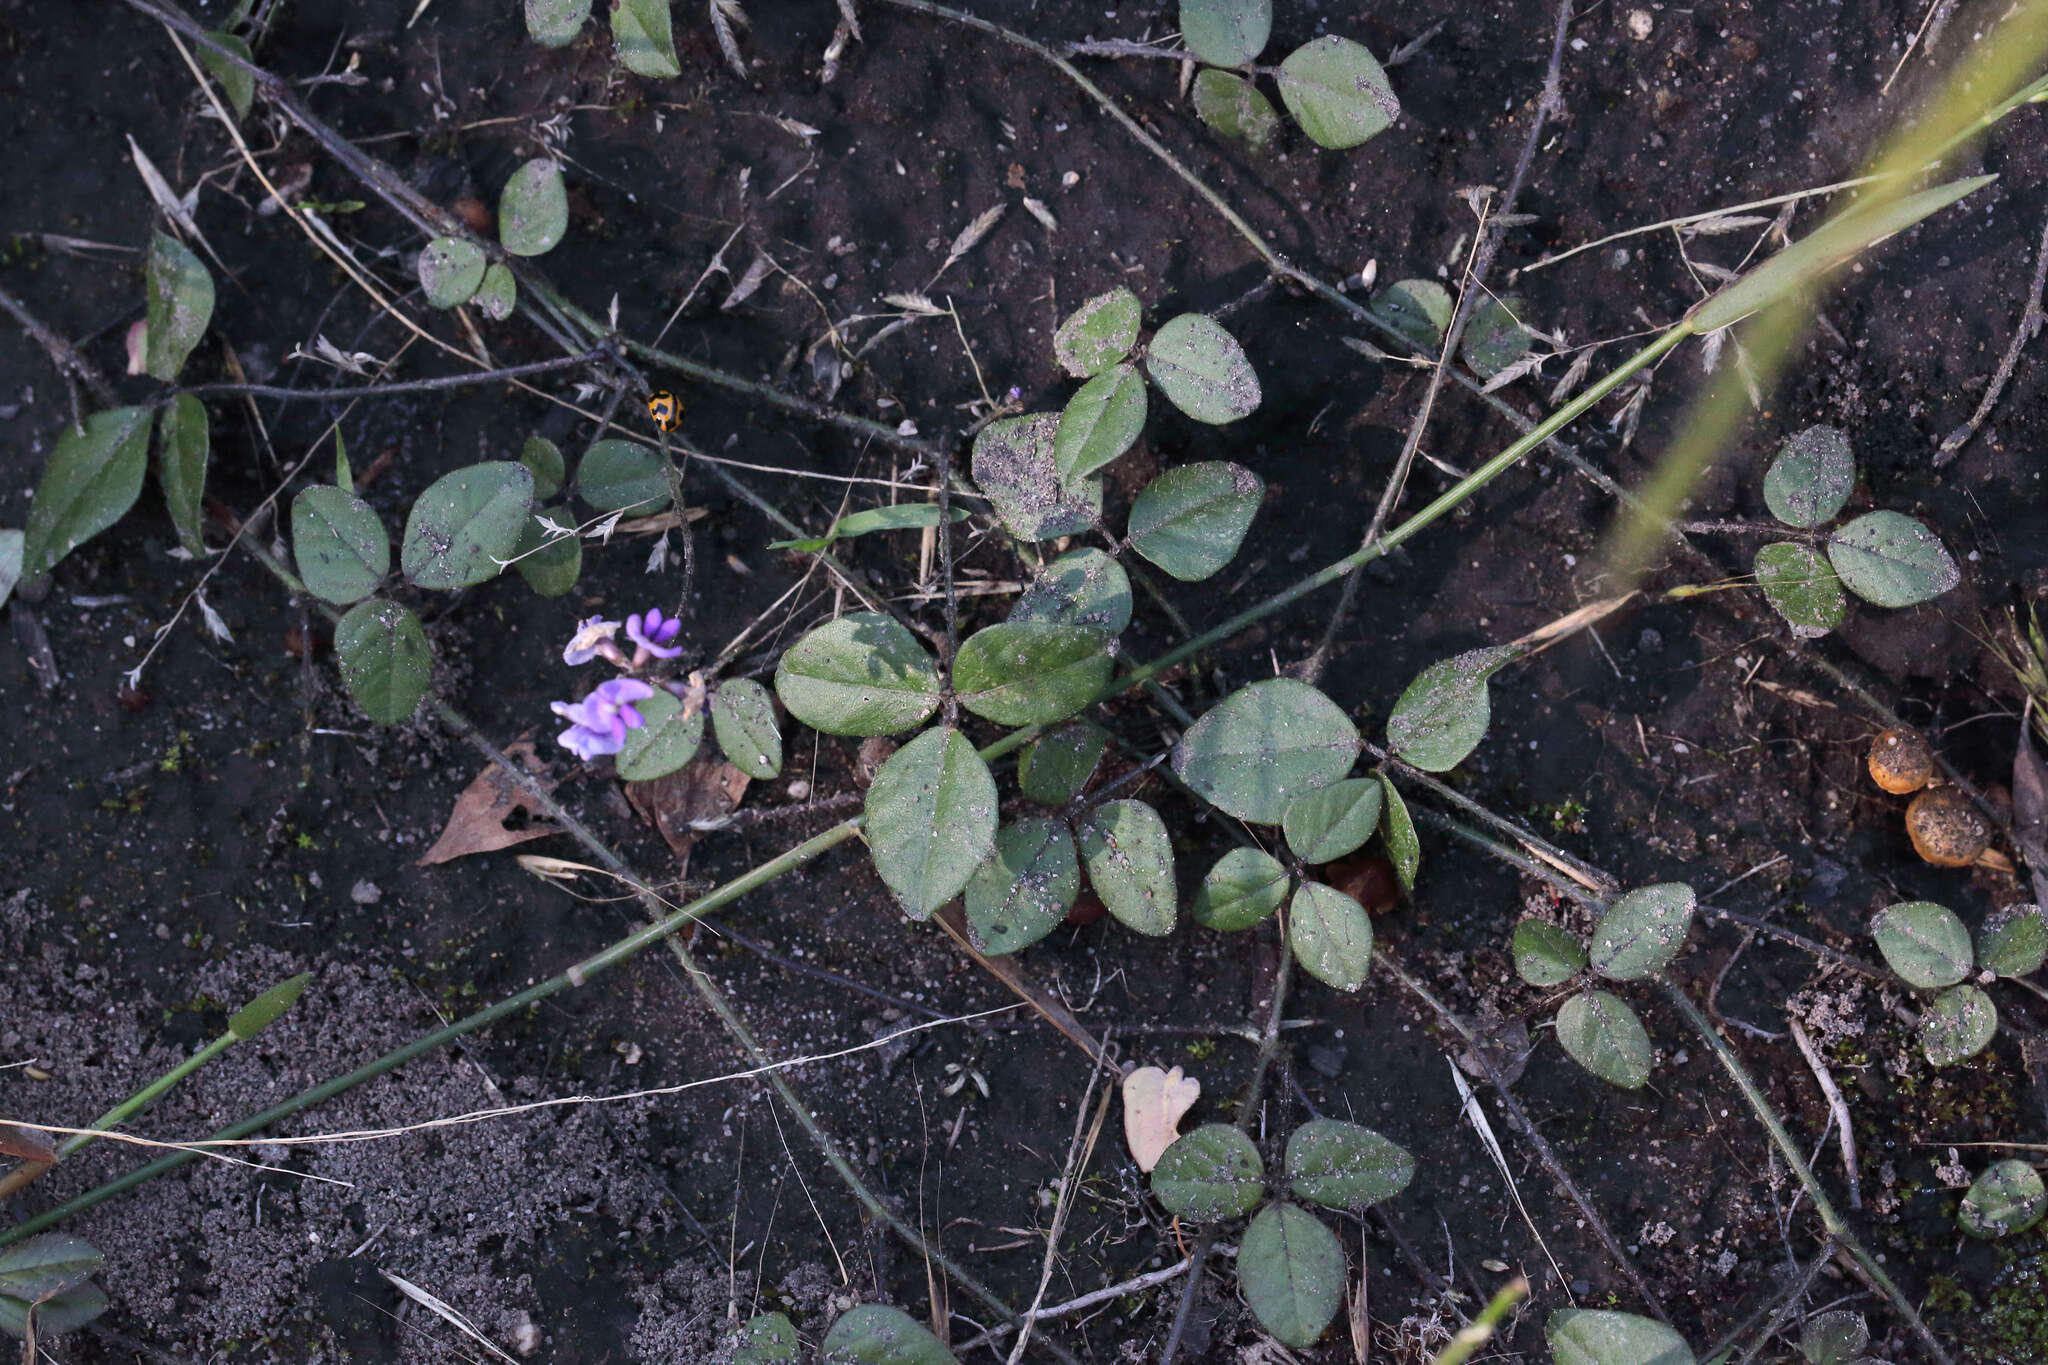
350,879,382,905
1628,9,1653,40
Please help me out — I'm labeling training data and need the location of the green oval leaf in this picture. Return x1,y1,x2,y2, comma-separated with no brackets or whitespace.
1547,1309,1696,1365
145,230,214,381
1556,991,1653,1089
971,412,1103,540
819,1302,960,1365
1978,904,2048,979
1054,287,1142,378
1755,542,1846,638
526,0,590,47
0,1283,107,1337
1512,919,1587,987
1078,798,1176,936
1871,901,1973,989
1919,984,1996,1067
711,677,782,778
417,236,486,309
1054,362,1147,487
1180,0,1270,67
1193,68,1280,148
1460,296,1532,379
729,1309,802,1364
1378,772,1419,890
500,159,569,257
1145,313,1261,424
1370,278,1452,352
197,31,255,120
334,599,432,724
1010,547,1132,635
23,406,152,576
1190,847,1290,931
1016,719,1109,806
1282,778,1382,863
952,621,1113,727
1150,1123,1265,1220
1285,1118,1414,1211
520,436,565,500
514,511,582,596
1128,460,1264,582
475,261,518,321
865,727,997,918
1173,678,1361,824
156,393,210,556
577,438,671,513
616,690,705,781
611,0,681,78
1959,1158,2047,1238
1798,1310,1869,1365
401,461,533,589
1827,510,1960,608
1589,882,1697,982
1239,1202,1345,1349
1386,645,1515,772
774,612,941,737
1289,880,1374,990
0,1234,102,1303
1763,426,1855,528
1276,36,1400,150
227,971,312,1041
1692,175,1995,332
965,818,1079,956
293,484,388,604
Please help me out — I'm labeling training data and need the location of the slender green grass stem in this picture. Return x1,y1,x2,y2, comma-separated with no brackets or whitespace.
1658,981,1955,1365
0,820,860,1249
1430,1276,1530,1365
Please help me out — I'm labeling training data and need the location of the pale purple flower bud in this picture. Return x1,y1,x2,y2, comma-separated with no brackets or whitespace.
625,607,685,663
551,678,656,760
563,616,625,667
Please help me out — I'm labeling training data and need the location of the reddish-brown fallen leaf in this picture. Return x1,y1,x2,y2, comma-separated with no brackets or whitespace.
0,1122,58,1163
625,755,751,869
418,741,561,866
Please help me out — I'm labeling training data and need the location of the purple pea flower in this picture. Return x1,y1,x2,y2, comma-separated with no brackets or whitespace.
563,616,627,668
625,607,685,664
551,678,656,760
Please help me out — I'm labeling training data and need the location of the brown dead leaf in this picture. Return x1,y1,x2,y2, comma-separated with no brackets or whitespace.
417,741,561,866
0,1123,57,1163
625,754,751,870
1121,1065,1201,1173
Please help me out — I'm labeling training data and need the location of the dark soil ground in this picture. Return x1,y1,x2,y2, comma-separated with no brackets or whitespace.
5,0,2048,1361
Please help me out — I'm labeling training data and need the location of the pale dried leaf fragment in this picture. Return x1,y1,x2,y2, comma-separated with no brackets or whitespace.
1121,1064,1201,1172
419,742,562,865
942,204,1007,273
723,250,777,310
709,0,749,79
1022,197,1059,232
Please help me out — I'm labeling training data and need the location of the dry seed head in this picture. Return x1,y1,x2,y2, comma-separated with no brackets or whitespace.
1905,787,1990,868
1868,727,1934,795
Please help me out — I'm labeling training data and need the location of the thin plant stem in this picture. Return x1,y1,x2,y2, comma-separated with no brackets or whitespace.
0,280,117,407
660,941,1085,1365
1431,1275,1530,1365
1374,951,1670,1321
1658,980,1956,1365
176,351,602,401
1160,936,1292,1365
0,818,860,1249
